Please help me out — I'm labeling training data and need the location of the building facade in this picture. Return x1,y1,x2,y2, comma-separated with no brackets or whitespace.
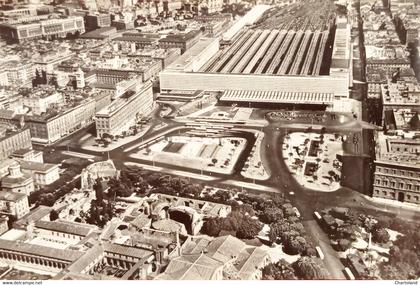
0,191,30,219
95,81,153,138
19,161,60,187
0,16,85,43
1,163,34,195
373,161,420,204
24,99,96,144
0,127,32,161
158,30,201,54
373,132,420,204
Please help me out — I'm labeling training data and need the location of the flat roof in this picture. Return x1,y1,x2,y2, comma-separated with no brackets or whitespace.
0,191,26,201
0,239,83,262
165,37,219,72
13,205,52,228
19,160,58,173
35,220,97,237
96,82,152,117
103,242,153,259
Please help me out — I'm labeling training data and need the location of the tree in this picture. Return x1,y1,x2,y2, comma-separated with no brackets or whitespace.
93,178,104,202
41,70,47,84
337,238,351,251
38,193,56,206
269,223,281,244
236,215,262,239
49,209,59,221
262,259,297,280
135,178,149,195
116,183,134,197
85,198,115,228
380,264,404,280
259,207,283,224
294,257,330,280
280,230,300,244
375,216,392,229
201,218,222,236
372,227,390,244
283,236,308,255
389,245,401,262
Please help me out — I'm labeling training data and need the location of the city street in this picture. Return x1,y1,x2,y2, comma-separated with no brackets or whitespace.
42,104,420,280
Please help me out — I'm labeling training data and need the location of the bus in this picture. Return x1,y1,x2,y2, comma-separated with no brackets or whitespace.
315,246,324,260
313,211,322,220
343,267,355,280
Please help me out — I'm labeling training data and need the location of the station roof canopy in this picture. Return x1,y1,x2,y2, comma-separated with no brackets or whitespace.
220,90,335,105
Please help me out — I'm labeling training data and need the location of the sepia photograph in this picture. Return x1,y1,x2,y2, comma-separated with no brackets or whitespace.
0,0,418,282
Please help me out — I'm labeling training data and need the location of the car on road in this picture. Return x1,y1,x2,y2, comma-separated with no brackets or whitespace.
289,191,295,196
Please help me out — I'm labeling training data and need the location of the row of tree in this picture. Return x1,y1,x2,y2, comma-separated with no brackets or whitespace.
378,217,420,279
269,218,314,256
201,205,262,239
84,178,116,228
28,162,87,206
262,257,330,280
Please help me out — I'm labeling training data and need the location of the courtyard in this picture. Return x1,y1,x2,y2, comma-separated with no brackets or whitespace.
130,134,247,175
1,268,51,280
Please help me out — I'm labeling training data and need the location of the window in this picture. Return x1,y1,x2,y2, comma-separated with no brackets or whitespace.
407,195,411,200
382,191,387,196
407,184,412,190
391,181,396,187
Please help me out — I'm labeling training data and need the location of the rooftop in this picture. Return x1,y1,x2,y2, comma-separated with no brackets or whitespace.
0,239,83,262
13,205,52,228
96,82,151,117
103,242,154,259
375,131,420,167
35,219,98,237
159,30,201,43
158,235,268,280
220,90,335,105
382,79,420,105
165,37,219,72
0,191,26,201
19,160,58,173
155,253,223,280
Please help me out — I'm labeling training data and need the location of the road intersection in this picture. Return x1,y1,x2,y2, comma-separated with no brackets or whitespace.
44,104,419,279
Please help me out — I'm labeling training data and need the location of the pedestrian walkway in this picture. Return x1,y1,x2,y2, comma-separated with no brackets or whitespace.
365,196,420,212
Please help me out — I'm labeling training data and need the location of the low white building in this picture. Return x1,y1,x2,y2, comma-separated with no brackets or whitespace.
19,160,60,187
0,191,30,219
